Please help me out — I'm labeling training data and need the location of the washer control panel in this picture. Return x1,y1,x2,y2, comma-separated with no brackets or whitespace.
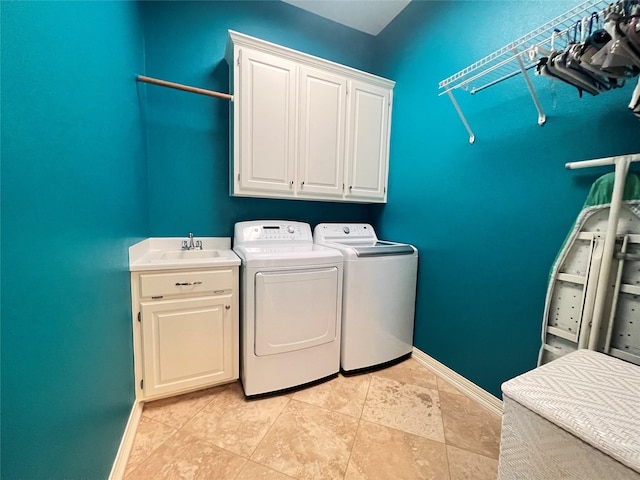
234,221,312,245
314,223,377,242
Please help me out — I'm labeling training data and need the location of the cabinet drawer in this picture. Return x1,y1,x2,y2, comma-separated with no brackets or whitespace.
139,269,234,298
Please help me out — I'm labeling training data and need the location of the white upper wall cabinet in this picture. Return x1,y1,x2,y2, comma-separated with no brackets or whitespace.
237,48,297,195
298,66,347,198
225,31,394,203
346,80,391,201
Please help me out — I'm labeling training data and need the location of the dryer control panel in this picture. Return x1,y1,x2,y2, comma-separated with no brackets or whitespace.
234,221,312,245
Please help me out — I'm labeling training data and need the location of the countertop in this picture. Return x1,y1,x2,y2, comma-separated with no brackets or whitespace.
129,237,240,271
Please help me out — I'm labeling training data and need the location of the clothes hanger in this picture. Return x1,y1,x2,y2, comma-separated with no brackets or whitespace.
561,17,616,91
535,25,599,96
589,5,640,70
566,43,613,91
614,15,640,67
626,16,640,50
539,51,600,96
535,1,640,98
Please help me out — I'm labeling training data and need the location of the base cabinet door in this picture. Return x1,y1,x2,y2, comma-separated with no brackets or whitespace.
140,295,235,399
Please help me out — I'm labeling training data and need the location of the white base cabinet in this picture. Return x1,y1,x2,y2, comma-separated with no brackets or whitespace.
131,267,239,401
226,30,394,203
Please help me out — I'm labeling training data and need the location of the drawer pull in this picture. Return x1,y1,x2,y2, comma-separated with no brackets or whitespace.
175,281,203,286
225,305,231,310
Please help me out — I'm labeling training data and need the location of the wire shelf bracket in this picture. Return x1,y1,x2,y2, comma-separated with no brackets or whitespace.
445,87,475,144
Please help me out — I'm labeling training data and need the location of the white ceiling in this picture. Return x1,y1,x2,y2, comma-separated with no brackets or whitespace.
282,0,412,36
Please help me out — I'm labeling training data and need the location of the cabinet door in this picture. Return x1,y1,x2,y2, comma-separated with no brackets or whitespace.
140,295,236,399
237,48,297,195
345,80,391,202
297,66,346,198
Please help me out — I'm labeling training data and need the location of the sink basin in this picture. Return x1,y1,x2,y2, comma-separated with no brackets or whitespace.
158,249,220,260
129,237,241,271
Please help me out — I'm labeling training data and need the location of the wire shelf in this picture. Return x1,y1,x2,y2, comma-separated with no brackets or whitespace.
438,0,613,96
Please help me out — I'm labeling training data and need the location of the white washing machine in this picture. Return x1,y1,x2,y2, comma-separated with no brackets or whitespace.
233,220,343,396
313,223,418,374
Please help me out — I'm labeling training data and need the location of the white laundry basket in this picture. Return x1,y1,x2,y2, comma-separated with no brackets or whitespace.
498,349,640,480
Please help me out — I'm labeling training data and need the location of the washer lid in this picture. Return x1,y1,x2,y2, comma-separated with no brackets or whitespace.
350,241,415,257
313,223,415,257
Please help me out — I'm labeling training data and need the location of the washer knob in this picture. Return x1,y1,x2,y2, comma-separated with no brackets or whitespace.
343,226,350,234
287,225,295,234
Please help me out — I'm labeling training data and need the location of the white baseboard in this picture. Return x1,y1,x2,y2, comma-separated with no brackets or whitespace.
412,347,503,417
109,400,143,480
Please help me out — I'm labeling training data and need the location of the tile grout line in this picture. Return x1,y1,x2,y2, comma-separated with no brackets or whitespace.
141,383,231,431
342,417,363,480
438,387,502,461
133,383,246,477
341,373,373,479
436,385,454,480
124,424,182,479
172,383,232,431
245,394,293,467
444,442,454,480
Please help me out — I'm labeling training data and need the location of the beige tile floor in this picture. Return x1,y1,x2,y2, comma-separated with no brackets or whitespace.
125,358,502,480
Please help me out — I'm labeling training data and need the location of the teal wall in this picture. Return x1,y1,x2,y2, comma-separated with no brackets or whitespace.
139,1,379,237
3,1,639,477
0,1,379,478
1,2,147,478
373,1,640,397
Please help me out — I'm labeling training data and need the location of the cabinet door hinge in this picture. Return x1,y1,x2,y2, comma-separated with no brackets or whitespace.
237,49,242,67
140,379,144,390
137,312,141,322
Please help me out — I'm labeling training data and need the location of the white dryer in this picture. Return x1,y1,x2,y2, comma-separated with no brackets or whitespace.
313,223,418,374
233,220,343,396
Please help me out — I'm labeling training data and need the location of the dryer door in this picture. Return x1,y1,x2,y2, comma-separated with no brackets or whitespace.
254,267,339,356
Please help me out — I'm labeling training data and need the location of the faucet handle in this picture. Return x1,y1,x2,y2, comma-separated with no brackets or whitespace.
182,240,188,249
195,240,203,250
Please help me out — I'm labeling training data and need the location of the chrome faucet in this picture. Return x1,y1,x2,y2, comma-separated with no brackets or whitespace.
182,232,203,250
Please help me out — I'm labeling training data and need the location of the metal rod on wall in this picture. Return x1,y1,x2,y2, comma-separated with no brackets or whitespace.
136,75,233,101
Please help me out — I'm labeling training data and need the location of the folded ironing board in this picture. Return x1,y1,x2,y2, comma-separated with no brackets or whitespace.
539,172,640,365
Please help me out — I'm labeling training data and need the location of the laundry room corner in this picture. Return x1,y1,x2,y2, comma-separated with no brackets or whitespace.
372,0,640,397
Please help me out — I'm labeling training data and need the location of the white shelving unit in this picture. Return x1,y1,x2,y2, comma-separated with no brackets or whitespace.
438,0,613,143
